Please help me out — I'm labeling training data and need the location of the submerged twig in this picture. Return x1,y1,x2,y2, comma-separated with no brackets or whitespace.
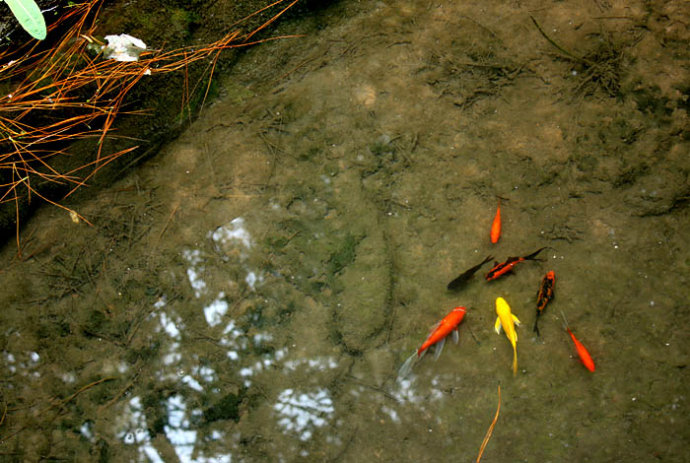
530,15,625,97
0,399,7,427
477,384,501,462
50,377,116,410
99,368,141,412
530,16,591,65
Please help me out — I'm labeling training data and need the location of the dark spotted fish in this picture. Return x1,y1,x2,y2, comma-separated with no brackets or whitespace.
485,247,547,282
447,255,493,290
533,270,556,336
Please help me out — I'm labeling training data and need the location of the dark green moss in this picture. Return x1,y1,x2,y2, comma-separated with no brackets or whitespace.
328,232,361,275
630,85,673,118
203,392,241,423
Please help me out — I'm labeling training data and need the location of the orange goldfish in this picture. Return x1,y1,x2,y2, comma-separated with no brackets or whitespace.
490,201,501,244
561,311,595,372
399,306,466,377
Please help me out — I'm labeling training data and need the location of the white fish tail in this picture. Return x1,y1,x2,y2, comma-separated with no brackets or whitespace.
398,352,417,378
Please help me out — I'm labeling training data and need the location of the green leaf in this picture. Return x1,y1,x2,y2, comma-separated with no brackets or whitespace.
4,0,47,40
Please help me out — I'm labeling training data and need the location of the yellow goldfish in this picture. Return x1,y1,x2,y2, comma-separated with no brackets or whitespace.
494,297,521,375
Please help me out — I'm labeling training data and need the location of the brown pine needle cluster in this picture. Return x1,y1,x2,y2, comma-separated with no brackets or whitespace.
0,0,298,254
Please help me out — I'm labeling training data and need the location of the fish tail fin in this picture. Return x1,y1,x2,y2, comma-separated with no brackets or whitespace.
512,347,518,376
398,353,417,378
525,246,547,261
533,317,540,336
560,310,569,331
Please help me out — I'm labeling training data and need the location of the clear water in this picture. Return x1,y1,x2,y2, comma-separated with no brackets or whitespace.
1,1,689,462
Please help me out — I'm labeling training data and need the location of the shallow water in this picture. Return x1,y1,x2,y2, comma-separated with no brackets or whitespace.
1,0,689,461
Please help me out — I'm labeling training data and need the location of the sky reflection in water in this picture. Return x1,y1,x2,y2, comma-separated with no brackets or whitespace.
104,214,388,461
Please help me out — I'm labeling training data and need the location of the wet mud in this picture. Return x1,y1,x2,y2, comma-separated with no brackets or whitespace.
1,0,689,462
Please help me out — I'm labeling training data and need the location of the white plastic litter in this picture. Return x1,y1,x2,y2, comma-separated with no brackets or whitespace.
102,34,147,62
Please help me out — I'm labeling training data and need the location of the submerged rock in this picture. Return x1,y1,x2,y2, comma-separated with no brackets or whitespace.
332,222,392,354
623,168,689,216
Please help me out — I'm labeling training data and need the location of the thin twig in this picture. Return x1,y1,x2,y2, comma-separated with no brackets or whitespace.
49,377,116,411
530,16,591,65
0,399,7,427
158,203,180,240
477,384,501,462
99,369,141,412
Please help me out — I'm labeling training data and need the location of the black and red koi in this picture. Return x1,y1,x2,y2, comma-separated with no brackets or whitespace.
447,255,493,290
485,247,547,282
533,270,556,336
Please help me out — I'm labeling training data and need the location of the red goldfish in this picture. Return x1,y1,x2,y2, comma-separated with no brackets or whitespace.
399,306,466,377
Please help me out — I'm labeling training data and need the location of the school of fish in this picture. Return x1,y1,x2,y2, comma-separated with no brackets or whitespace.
400,200,595,378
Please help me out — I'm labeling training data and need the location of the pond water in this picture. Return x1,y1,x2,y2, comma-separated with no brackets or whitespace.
1,0,689,462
